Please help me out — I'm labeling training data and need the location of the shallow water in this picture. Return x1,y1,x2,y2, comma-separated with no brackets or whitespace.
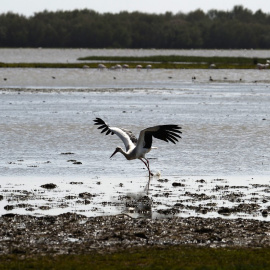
0,64,270,219
1,79,270,176
1,67,270,88
1,48,270,63
0,175,270,221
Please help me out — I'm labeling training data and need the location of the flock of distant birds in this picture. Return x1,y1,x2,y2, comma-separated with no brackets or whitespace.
2,60,270,83
90,59,270,71
88,63,153,70
86,61,269,83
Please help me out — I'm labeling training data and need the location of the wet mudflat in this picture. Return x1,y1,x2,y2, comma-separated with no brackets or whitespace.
1,174,270,256
1,175,270,220
1,70,270,256
1,213,270,256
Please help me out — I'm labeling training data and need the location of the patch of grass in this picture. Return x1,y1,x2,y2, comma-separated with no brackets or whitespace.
78,54,266,65
1,246,270,270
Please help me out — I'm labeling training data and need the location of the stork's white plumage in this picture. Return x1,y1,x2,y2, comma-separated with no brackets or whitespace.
93,118,182,189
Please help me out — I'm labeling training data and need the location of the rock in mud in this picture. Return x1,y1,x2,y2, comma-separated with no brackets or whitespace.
79,192,95,199
41,183,57,189
172,182,185,187
261,210,268,217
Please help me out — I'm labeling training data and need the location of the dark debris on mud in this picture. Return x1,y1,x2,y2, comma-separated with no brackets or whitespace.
1,213,270,256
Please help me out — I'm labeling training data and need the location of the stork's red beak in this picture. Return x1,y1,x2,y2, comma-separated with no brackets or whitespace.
110,148,118,158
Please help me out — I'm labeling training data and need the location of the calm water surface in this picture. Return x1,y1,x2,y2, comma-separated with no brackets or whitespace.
1,48,270,63
1,84,269,178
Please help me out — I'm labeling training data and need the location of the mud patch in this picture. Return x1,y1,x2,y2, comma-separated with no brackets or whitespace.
0,213,270,256
41,183,57,189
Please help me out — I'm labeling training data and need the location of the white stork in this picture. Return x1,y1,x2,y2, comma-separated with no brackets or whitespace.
93,118,182,189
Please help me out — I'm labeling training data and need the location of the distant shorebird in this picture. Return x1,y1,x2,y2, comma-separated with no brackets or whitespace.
98,64,106,70
94,118,182,191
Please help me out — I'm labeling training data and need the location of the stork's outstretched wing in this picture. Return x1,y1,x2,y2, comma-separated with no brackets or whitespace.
93,118,137,151
137,125,182,149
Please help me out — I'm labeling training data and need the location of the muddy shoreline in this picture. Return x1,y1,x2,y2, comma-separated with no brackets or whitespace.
1,213,270,256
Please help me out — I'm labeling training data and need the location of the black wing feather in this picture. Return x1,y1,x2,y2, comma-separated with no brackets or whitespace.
93,117,114,136
93,118,135,142
143,125,182,148
152,125,182,144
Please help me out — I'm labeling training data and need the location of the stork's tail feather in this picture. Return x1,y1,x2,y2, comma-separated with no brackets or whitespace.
93,118,114,135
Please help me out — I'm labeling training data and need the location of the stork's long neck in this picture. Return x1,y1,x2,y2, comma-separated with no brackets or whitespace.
118,147,129,159
111,145,137,160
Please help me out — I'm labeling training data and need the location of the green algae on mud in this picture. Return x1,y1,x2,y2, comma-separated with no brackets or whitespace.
0,61,255,69
78,54,262,64
1,247,270,270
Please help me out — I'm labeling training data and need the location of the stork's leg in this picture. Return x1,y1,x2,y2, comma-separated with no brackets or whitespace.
140,158,153,195
145,158,154,177
143,177,151,195
139,158,153,177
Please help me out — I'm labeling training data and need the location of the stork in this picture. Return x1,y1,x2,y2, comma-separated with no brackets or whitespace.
93,118,182,191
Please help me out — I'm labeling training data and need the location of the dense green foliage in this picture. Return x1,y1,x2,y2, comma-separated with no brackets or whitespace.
1,247,270,270
1,5,270,49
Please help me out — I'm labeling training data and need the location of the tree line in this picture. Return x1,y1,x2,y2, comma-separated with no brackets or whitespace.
1,5,270,49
